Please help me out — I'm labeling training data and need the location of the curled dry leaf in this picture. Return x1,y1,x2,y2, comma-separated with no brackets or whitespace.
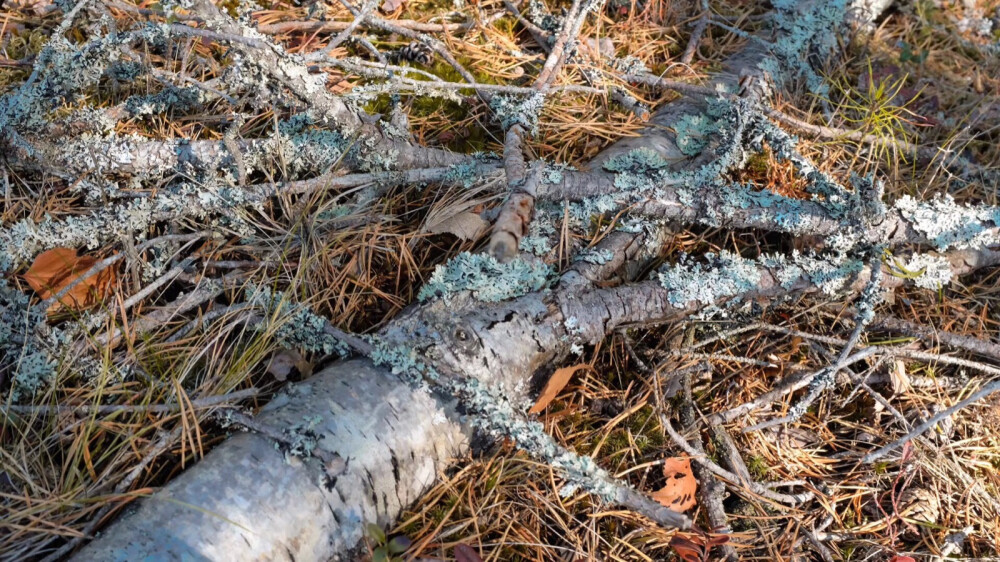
266,348,313,381
453,544,484,562
890,359,912,394
651,456,698,512
528,364,591,414
669,533,729,562
424,211,489,241
22,247,116,313
897,486,941,525
380,0,405,13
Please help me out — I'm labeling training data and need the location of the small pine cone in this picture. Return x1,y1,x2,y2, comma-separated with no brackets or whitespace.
389,41,434,66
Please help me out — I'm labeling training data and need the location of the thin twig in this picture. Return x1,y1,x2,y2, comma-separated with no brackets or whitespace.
863,379,1000,463
663,415,813,505
680,0,710,65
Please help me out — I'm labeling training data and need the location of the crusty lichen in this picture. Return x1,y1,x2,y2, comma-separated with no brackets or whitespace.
659,249,870,310
892,253,954,289
489,93,545,133
417,252,552,303
0,280,72,401
894,193,1000,251
759,0,850,95
658,251,764,308
247,286,348,357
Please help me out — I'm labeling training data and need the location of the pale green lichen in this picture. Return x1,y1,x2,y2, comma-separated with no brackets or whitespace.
418,252,552,303
451,375,619,501
894,194,1000,251
895,253,954,289
0,280,62,401
489,93,546,133
659,249,870,310
280,416,323,459
575,248,615,265
658,251,764,308
443,161,481,188
247,286,348,357
760,0,849,95
674,113,722,156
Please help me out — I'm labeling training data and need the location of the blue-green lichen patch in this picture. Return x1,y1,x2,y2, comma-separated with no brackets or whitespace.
759,0,849,96
601,147,672,195
659,249,871,310
451,376,619,501
0,281,56,401
674,113,722,156
658,251,764,308
889,253,954,289
417,252,553,302
0,280,98,401
489,93,546,133
247,286,349,357
894,194,1000,251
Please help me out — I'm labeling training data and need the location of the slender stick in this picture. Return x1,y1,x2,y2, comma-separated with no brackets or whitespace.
862,379,1000,463
680,0,711,65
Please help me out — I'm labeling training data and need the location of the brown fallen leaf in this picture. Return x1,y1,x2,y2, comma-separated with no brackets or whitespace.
669,532,729,562
453,544,484,562
380,0,405,13
22,248,115,313
528,364,591,414
266,348,313,381
651,456,697,512
424,211,489,241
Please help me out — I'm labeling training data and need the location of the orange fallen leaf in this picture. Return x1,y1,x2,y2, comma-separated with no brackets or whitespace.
528,364,591,414
651,456,698,512
669,532,729,562
23,248,115,313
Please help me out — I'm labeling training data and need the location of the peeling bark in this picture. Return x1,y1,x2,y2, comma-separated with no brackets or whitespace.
75,360,467,561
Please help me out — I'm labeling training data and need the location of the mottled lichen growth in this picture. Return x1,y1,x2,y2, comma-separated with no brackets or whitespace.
892,253,954,289
0,24,171,138
658,251,763,308
674,113,722,156
280,416,323,459
443,160,481,189
247,286,348,357
0,281,110,401
453,375,619,501
611,55,649,76
658,249,871,310
0,281,57,401
894,194,1000,251
417,252,552,303
0,121,362,272
602,146,671,193
759,0,849,95
574,248,615,265
368,338,623,503
489,93,546,133
519,217,556,256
